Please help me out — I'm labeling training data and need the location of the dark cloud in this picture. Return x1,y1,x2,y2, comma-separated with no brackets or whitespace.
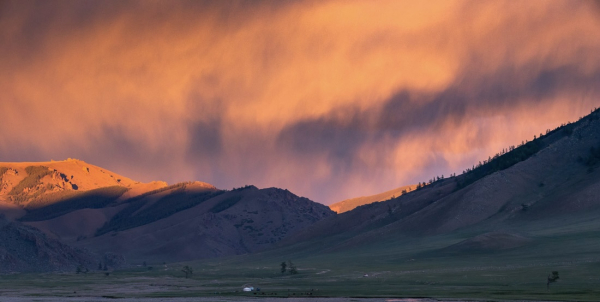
2,0,600,204
276,57,600,194
65,126,186,183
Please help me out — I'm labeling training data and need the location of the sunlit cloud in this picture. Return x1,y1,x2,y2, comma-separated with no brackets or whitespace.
1,0,599,204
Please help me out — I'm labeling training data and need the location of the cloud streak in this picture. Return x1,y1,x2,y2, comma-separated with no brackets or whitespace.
1,0,599,203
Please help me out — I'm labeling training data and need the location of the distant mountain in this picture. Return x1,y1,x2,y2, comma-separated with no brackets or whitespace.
0,158,167,208
329,185,416,213
0,160,334,265
283,108,600,252
72,185,333,262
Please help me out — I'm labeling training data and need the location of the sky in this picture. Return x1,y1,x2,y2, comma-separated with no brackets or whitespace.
1,0,600,204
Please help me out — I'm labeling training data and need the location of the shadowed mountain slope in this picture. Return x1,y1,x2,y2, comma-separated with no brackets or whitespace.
329,185,417,213
0,215,95,273
0,161,334,264
74,185,333,262
282,108,600,251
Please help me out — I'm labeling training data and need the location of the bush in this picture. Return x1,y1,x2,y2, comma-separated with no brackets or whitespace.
583,145,600,168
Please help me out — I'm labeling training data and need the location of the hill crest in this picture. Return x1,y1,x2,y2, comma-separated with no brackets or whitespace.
329,184,417,213
0,159,172,208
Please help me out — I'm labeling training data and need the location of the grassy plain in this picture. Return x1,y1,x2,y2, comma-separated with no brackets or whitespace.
2,213,600,301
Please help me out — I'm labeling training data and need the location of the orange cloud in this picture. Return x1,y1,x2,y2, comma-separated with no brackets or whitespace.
0,0,599,203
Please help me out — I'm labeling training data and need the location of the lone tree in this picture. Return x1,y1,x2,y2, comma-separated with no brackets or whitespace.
76,265,88,274
547,271,559,289
182,265,193,278
288,261,298,275
280,261,287,274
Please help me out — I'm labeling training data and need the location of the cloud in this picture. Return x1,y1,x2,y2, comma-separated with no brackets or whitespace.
1,0,599,203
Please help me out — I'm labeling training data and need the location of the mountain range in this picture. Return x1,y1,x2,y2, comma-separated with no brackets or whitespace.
1,107,600,274
0,160,334,271
282,108,600,252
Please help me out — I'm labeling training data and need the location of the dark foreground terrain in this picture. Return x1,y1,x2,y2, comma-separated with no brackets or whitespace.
0,298,562,302
1,213,599,301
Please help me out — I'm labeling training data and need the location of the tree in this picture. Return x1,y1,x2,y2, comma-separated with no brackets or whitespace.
182,265,193,278
288,261,297,275
547,271,559,289
76,265,88,274
280,261,287,274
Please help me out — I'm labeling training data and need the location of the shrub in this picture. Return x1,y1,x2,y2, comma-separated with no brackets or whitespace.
583,145,600,168
547,271,559,289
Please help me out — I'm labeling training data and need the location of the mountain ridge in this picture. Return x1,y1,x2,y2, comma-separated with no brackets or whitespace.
329,184,417,213
2,108,600,272
279,107,600,250
0,160,335,266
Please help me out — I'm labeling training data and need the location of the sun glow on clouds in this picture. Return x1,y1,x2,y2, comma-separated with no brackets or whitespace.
1,0,599,204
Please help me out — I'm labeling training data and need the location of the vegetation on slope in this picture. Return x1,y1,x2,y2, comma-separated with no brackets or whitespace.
457,120,581,190
8,166,52,200
210,195,242,213
579,142,600,171
409,107,600,193
25,188,80,208
19,186,129,222
0,166,8,184
95,183,224,236
455,138,547,190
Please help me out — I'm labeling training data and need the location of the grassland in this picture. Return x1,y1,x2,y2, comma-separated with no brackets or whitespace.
2,211,600,301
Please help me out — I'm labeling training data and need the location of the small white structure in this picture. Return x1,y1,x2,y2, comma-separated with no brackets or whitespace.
243,287,254,292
